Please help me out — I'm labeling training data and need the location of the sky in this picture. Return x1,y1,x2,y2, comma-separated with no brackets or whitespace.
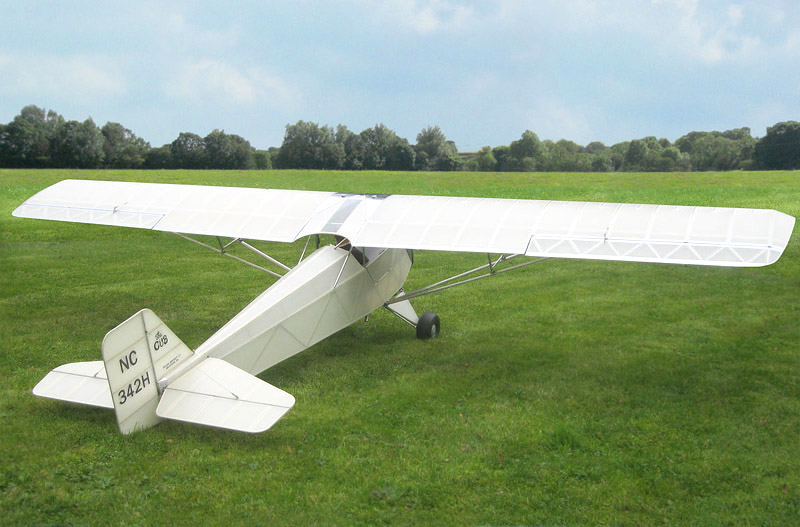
1,0,798,151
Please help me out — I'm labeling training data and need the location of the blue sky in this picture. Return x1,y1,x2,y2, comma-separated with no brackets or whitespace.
1,1,798,151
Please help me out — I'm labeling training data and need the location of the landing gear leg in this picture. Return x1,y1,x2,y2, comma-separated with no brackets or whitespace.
385,292,440,339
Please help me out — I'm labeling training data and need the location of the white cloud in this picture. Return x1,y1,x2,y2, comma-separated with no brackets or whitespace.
486,1,788,66
164,60,299,108
651,0,765,64
357,0,477,34
0,52,126,102
782,30,800,58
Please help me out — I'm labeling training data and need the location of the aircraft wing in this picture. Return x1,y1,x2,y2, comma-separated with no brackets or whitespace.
13,179,795,267
340,194,796,267
13,179,335,243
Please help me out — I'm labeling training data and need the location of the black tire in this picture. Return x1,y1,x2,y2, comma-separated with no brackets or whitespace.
416,312,440,340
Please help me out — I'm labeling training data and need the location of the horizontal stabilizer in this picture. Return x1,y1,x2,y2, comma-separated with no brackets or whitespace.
32,360,113,409
156,358,295,433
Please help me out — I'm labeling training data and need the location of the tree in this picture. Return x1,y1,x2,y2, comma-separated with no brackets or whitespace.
583,142,613,171
607,142,629,171
721,128,753,142
674,128,755,170
584,141,607,155
253,150,272,170
539,140,592,172
102,122,149,168
144,145,172,169
690,135,733,171
624,137,654,169
591,153,614,172
656,146,691,172
753,121,800,170
387,140,416,171
51,118,105,168
275,121,343,169
492,145,511,171
170,132,206,169
2,105,56,167
357,124,389,170
230,134,256,169
203,129,229,168
473,146,497,171
336,124,417,170
621,136,689,171
204,129,255,169
507,130,542,170
509,130,541,159
335,125,358,169
415,125,457,171
0,123,10,167
355,124,413,170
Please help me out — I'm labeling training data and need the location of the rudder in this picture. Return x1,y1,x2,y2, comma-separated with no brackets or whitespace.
101,309,193,434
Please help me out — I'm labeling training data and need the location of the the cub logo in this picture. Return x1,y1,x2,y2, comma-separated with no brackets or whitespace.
153,331,169,351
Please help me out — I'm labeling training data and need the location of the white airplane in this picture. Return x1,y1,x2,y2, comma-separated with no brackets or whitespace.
13,179,795,434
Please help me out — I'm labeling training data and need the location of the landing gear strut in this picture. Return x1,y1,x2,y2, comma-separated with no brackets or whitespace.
385,294,440,339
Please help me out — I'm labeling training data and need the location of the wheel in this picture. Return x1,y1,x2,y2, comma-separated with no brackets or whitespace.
416,312,440,339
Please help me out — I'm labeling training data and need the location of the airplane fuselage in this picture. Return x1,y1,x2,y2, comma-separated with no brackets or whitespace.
163,245,412,383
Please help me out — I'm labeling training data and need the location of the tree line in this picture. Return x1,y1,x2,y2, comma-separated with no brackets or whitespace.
0,105,269,170
1,105,798,171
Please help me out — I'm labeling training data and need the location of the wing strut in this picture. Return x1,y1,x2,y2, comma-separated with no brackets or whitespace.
172,233,288,278
386,254,549,305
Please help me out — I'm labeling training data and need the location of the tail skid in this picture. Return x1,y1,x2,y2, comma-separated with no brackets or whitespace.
33,309,295,434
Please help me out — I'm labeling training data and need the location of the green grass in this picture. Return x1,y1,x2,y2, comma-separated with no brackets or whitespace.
2,169,799,526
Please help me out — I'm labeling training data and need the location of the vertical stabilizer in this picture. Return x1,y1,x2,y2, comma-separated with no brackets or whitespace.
101,309,193,434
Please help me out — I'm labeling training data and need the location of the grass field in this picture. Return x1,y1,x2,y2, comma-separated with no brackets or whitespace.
2,169,799,526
